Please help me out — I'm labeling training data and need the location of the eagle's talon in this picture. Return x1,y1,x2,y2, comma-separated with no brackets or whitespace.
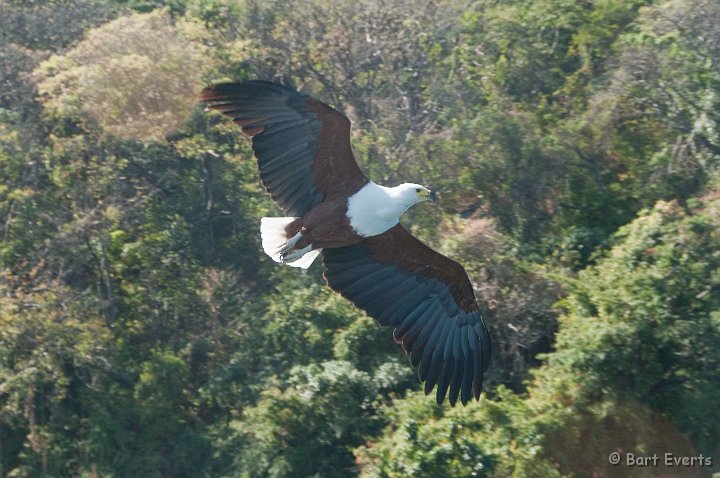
276,232,302,256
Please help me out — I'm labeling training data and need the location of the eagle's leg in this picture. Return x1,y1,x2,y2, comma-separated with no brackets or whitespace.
275,231,303,255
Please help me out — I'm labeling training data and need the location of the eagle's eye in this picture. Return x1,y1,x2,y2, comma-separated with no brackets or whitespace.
416,188,421,192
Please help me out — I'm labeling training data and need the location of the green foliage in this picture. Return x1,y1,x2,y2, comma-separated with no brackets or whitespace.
531,196,720,455
356,389,563,478
229,361,379,478
0,279,134,477
35,9,215,141
0,1,118,51
1,0,719,477
333,317,398,370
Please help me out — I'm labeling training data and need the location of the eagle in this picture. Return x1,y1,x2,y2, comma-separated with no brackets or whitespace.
198,81,491,406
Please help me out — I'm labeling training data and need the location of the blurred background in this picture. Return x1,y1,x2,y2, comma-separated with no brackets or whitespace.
1,0,718,476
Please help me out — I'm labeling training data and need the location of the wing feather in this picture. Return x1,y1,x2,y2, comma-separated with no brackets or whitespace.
396,304,433,351
409,303,444,347
322,224,491,405
393,293,432,337
435,356,455,405
460,329,474,404
199,80,368,216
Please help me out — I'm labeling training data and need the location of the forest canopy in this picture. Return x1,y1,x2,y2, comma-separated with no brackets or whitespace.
0,0,718,477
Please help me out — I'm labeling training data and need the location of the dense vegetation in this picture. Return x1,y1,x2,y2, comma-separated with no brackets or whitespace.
1,0,718,476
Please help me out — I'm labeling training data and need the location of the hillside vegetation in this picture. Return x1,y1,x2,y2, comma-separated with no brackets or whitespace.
1,0,718,476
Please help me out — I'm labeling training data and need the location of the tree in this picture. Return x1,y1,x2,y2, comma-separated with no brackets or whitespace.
355,390,562,478
229,361,379,478
35,9,214,141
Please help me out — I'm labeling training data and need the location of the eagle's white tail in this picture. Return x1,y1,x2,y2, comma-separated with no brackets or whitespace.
260,217,321,269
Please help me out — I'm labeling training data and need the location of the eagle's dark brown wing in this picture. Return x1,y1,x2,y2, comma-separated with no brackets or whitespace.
198,81,367,216
322,224,491,406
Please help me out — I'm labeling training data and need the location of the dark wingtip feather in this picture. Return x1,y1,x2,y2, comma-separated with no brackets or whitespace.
448,360,463,407
480,322,492,372
436,389,445,406
435,359,453,405
418,351,432,383
409,345,423,367
473,349,483,400
424,354,444,394
423,383,432,396
461,348,473,405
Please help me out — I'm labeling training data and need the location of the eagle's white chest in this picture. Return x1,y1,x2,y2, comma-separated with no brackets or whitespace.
346,182,409,237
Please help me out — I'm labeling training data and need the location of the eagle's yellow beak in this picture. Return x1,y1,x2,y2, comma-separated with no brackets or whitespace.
418,189,437,203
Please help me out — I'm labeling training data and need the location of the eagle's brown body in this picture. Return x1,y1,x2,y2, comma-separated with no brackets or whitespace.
283,198,358,250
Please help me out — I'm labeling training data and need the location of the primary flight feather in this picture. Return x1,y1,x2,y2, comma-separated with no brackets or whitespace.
198,80,491,406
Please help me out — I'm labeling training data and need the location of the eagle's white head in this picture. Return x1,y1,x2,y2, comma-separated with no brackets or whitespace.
392,183,437,207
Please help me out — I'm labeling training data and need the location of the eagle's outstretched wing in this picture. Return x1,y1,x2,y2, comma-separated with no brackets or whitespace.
198,81,368,216
322,224,491,406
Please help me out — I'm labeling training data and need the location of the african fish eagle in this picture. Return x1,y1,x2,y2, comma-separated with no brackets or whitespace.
198,81,491,406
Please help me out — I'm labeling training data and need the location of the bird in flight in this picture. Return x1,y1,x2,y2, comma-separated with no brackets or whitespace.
198,81,490,405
